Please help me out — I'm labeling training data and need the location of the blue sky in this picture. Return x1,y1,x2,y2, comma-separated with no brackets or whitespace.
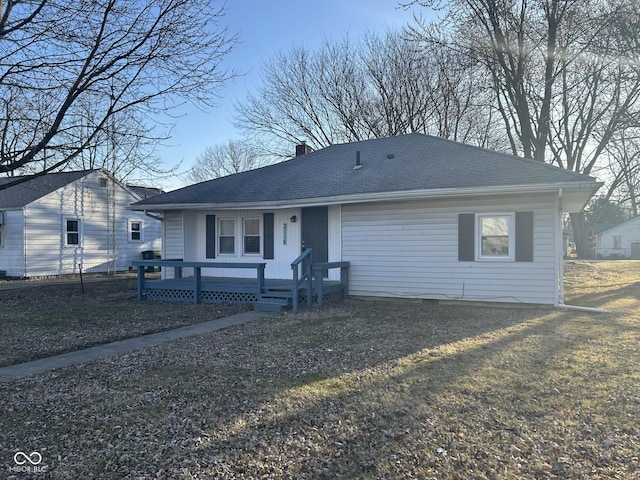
155,0,430,190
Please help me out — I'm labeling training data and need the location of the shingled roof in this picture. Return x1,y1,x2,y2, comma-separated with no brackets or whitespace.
132,134,601,210
0,170,95,209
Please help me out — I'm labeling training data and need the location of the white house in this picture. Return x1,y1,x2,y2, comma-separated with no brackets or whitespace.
595,216,640,258
0,169,162,277
131,134,601,306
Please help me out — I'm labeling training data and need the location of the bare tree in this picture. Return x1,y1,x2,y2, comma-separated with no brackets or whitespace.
234,31,498,157
604,129,640,217
0,0,237,184
186,140,268,183
407,0,640,257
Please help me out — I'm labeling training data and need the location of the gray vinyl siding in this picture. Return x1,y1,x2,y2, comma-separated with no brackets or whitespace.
162,210,184,279
342,194,558,304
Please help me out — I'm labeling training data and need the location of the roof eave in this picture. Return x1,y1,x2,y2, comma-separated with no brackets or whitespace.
130,181,603,212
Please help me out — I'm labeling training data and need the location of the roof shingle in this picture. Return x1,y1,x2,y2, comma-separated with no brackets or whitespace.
133,134,598,208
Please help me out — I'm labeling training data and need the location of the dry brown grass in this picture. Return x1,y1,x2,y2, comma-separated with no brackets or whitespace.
0,277,249,367
1,261,639,479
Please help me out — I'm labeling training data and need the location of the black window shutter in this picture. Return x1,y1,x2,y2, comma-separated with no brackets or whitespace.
206,214,216,259
458,213,475,261
263,213,274,260
515,211,534,262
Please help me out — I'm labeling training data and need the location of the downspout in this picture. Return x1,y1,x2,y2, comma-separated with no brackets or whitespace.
557,188,564,306
23,207,27,277
556,188,609,314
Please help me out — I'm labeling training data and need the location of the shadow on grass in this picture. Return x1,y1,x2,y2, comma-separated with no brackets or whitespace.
86,302,639,478
141,304,638,479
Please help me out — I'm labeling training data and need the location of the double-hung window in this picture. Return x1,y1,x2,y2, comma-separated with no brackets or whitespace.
478,214,513,259
243,218,260,255
219,219,235,255
459,212,533,262
65,219,80,246
129,221,142,242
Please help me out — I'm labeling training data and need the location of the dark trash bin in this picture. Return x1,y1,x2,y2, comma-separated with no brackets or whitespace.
142,250,157,272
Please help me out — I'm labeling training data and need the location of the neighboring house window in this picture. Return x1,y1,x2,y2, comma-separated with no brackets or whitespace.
478,214,513,259
614,235,622,249
129,221,142,242
219,219,235,254
65,218,80,246
243,218,261,255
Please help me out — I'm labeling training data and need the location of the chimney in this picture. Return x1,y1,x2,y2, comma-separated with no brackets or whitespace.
295,142,312,156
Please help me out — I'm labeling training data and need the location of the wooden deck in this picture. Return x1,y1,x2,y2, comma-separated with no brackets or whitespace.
132,257,349,312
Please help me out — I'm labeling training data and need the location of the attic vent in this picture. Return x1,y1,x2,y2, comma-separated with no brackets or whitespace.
387,154,395,159
98,177,107,187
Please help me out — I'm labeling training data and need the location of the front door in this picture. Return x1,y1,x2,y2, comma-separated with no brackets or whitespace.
301,206,328,264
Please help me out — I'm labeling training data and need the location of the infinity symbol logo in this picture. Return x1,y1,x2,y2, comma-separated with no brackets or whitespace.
14,451,42,465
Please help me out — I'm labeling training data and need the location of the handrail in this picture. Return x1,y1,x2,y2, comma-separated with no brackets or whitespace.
133,259,266,304
291,249,312,313
290,248,312,267
312,261,350,307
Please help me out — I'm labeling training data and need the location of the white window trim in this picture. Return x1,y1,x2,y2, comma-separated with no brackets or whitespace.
128,219,143,242
476,213,515,261
218,217,236,256
64,217,82,247
242,217,262,256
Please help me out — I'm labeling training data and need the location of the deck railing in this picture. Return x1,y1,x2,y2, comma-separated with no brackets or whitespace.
132,259,266,304
313,261,350,307
291,249,313,313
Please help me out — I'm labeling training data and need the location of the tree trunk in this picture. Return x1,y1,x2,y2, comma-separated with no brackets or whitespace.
570,212,592,259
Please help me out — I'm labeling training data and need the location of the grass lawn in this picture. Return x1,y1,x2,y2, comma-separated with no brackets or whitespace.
1,261,639,479
0,275,249,367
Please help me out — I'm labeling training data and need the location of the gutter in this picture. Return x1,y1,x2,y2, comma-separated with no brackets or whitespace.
130,181,603,212
143,209,163,221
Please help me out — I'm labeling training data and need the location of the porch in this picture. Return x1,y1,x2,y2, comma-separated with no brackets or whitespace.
132,250,349,312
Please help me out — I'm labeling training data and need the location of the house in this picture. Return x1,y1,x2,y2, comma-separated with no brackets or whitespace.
595,216,640,259
131,134,601,306
0,169,162,277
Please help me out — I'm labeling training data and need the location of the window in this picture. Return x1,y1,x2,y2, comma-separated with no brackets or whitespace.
243,218,260,254
478,214,513,258
219,219,235,254
614,235,622,249
65,219,80,246
129,221,142,242
459,212,533,262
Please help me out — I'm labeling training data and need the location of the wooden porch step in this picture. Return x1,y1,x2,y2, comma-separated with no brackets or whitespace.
253,298,291,312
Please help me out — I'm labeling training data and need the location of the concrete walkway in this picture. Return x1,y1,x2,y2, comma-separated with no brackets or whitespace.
0,310,270,383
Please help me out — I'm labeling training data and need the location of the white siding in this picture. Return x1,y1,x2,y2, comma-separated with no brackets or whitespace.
0,209,26,276
596,217,640,258
342,194,559,305
172,207,344,280
181,209,302,279
18,171,161,277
